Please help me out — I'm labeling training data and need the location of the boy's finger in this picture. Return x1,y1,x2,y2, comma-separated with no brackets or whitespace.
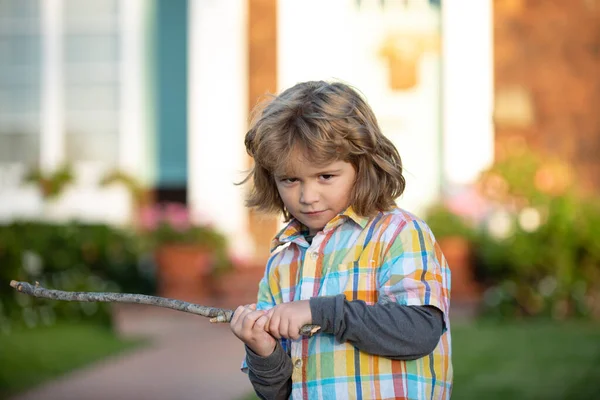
254,314,270,332
268,314,282,339
241,309,264,332
278,319,290,340
232,305,256,332
289,322,300,340
230,305,246,326
265,308,275,319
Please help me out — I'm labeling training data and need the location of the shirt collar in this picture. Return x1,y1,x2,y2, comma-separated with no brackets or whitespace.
270,206,370,251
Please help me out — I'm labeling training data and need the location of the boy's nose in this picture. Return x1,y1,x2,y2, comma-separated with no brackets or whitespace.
300,184,319,204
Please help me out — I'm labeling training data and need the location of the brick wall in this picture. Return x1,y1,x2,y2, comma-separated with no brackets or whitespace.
494,0,600,192
247,0,280,262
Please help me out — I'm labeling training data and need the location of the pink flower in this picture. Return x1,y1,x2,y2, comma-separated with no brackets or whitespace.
163,202,191,232
445,185,490,223
228,250,251,270
138,205,161,231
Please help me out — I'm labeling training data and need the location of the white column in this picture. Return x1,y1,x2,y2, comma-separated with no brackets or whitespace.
40,0,64,170
441,0,494,186
278,0,354,89
119,0,147,181
188,0,252,258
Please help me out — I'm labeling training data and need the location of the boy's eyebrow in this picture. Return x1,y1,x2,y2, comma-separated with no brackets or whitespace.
274,168,342,178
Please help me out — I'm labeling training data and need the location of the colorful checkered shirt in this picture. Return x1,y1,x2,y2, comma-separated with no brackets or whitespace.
252,206,452,399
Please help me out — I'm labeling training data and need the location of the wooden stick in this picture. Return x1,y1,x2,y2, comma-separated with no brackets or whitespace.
9,280,321,336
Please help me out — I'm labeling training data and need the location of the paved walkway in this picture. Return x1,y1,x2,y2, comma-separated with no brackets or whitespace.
10,305,254,400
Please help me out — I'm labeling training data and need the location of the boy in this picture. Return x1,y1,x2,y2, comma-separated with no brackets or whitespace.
231,81,452,399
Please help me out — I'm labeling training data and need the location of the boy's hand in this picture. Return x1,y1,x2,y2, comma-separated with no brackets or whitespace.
230,304,277,357
265,300,312,341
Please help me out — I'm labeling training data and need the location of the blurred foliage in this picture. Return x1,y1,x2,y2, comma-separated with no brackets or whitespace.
478,145,576,208
424,203,476,240
473,145,600,319
0,222,155,332
427,144,600,320
474,194,600,319
99,169,147,207
24,164,74,200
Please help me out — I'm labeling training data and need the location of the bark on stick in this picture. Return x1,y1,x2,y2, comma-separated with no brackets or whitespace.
9,280,321,336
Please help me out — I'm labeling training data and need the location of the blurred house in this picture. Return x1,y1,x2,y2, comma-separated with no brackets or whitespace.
0,0,499,263
493,0,600,193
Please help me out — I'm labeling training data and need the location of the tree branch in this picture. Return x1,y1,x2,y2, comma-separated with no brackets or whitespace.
9,280,321,336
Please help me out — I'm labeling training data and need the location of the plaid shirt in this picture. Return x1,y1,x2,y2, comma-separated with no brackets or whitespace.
254,207,452,400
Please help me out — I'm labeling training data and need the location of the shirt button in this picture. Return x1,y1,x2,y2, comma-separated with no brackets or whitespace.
294,359,303,369
310,252,318,260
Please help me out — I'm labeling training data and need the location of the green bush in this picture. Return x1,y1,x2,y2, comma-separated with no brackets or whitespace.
469,146,600,320
424,204,476,241
474,195,600,319
423,146,600,320
0,222,154,331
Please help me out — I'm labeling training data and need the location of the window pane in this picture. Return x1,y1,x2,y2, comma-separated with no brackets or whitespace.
8,35,41,65
65,110,119,164
65,131,118,164
65,85,118,111
65,34,119,64
64,0,118,18
0,0,40,164
64,63,118,85
63,0,120,166
65,110,118,135
0,88,40,113
0,0,40,19
0,65,40,86
0,132,39,163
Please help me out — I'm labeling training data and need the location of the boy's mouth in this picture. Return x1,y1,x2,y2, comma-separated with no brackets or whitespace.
302,210,325,216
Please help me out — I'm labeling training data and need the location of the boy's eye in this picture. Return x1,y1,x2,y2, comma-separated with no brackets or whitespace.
280,177,297,184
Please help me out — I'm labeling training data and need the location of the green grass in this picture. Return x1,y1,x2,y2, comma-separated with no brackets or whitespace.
240,320,600,400
0,322,145,398
452,320,600,400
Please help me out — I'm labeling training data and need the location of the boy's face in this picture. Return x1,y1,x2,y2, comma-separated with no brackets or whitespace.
275,151,356,236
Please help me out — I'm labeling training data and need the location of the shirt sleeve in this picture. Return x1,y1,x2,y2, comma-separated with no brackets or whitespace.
378,218,451,328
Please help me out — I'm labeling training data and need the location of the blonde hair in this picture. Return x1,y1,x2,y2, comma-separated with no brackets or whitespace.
241,80,405,221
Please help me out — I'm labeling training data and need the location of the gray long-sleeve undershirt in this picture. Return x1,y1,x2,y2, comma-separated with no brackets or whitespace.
245,295,444,400
245,342,293,400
